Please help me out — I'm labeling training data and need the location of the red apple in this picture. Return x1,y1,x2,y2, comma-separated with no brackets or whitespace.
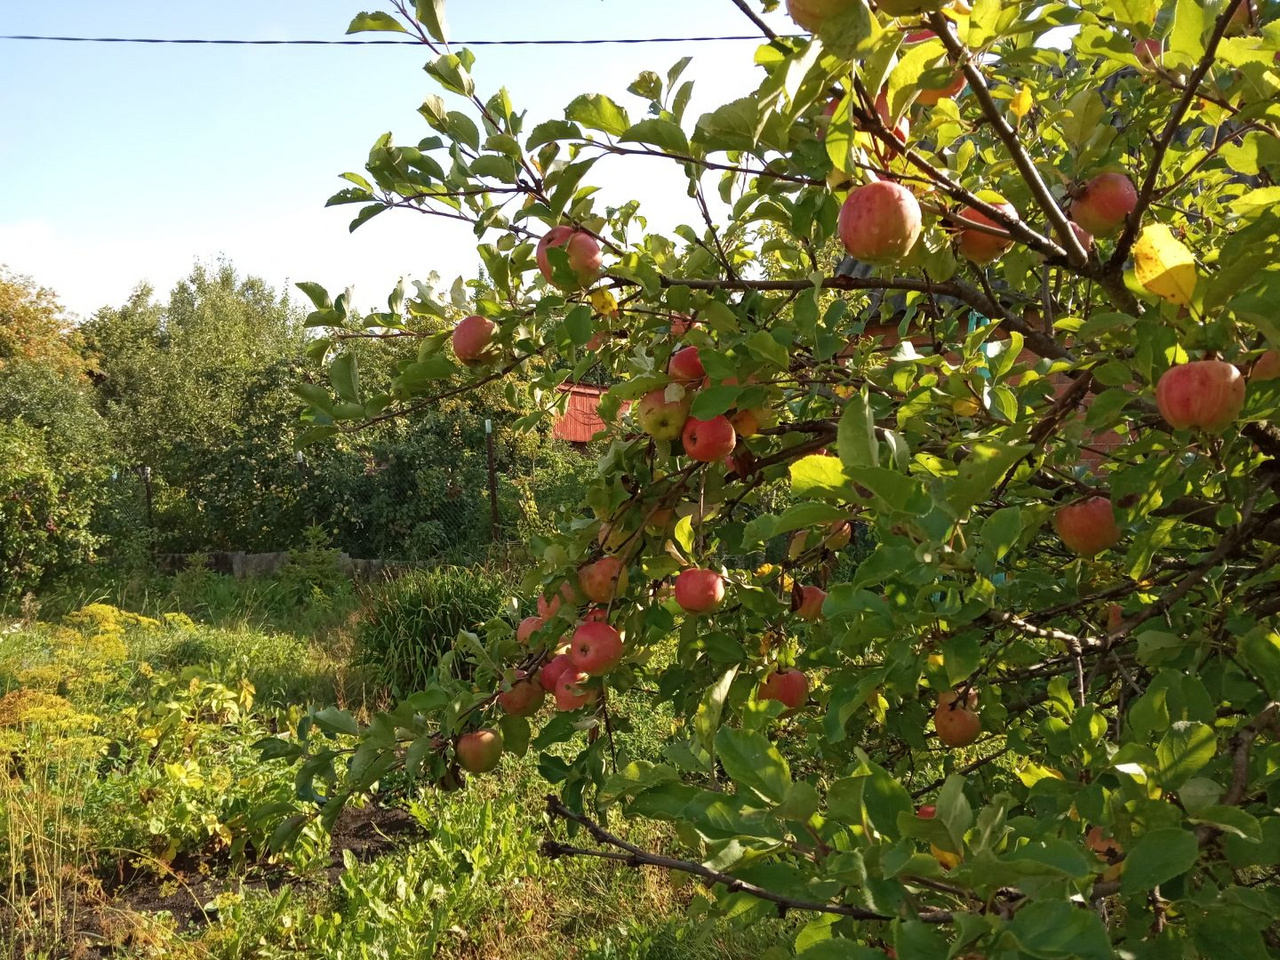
955,200,1018,264
934,691,981,747
1226,0,1255,36
824,521,853,550
537,581,578,620
917,804,937,818
675,568,726,614
1156,360,1245,433
1068,219,1094,255
456,728,503,773
873,91,910,146
637,387,692,441
758,668,809,709
838,182,923,265
536,226,603,289
539,652,576,692
583,606,609,623
451,314,498,366
668,346,705,383
1086,826,1123,861
683,415,737,462
1134,38,1163,69
555,670,598,711
917,70,965,106
670,314,698,337
793,585,827,621
1071,173,1138,238
1053,496,1122,557
1106,603,1124,632
497,671,545,717
516,615,544,645
817,95,841,140
578,556,629,604
1252,350,1280,382
569,621,624,676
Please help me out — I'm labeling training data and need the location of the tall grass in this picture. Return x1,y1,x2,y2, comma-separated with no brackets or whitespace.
355,565,517,695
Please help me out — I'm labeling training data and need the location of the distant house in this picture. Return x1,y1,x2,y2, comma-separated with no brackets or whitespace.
554,382,626,447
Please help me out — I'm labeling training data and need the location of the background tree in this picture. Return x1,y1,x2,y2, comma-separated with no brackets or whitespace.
272,0,1280,956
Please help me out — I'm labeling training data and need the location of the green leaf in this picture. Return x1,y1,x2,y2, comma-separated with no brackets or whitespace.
313,707,359,736
1239,630,1280,697
690,385,743,419
741,502,849,545
1005,899,1113,960
498,714,531,758
837,390,878,469
948,440,1033,515
564,304,593,346
1169,0,1206,62
745,330,790,370
695,667,738,766
527,119,582,149
414,0,446,41
790,455,851,501
296,281,332,310
1122,827,1200,894
620,118,690,155
329,353,360,404
1189,805,1262,841
797,943,885,959
347,11,407,33
1156,721,1216,789
982,506,1022,560
715,727,791,804
846,466,930,515
565,94,631,138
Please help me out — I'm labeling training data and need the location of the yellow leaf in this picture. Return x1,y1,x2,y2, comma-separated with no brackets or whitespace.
1010,84,1033,122
1133,224,1198,306
590,289,618,317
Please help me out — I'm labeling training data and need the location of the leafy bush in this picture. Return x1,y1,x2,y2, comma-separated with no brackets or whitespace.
355,566,517,694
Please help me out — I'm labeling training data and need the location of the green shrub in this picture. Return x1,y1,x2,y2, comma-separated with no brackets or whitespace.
355,566,516,694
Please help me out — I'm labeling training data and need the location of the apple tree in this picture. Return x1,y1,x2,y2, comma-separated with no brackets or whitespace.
266,0,1280,955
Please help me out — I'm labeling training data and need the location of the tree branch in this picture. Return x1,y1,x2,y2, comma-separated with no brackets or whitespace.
541,794,954,923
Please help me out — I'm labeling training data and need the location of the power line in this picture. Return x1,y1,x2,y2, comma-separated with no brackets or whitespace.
0,33,791,47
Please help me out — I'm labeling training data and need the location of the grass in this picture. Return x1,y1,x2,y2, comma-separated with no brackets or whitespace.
0,577,796,959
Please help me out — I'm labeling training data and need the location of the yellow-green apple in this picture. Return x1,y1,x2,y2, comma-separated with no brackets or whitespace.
516,615,544,645
934,690,981,747
1070,173,1138,238
1251,350,1280,382
1053,496,1122,556
456,728,503,773
668,346,705,383
758,668,809,708
498,671,545,717
555,670,598,710
578,556,629,604
786,0,861,30
955,199,1018,264
794,585,827,621
825,521,853,550
637,386,692,441
1156,360,1245,433
539,652,576,692
683,415,737,462
537,226,603,289
838,181,923,265
452,314,498,366
674,568,725,613
569,621,624,676
730,407,764,438
917,805,963,869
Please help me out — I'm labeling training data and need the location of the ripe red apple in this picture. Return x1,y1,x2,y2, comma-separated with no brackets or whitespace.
578,556,629,604
934,691,981,747
582,606,609,623
682,415,737,462
793,585,827,621
555,670,598,711
1156,360,1245,433
569,621,624,676
838,182,923,265
674,568,726,614
637,387,692,441
1070,172,1138,238
1252,350,1280,382
758,668,809,708
456,728,504,773
1068,219,1094,255
536,226,603,289
451,314,498,366
1134,38,1163,69
1053,496,1122,557
497,671,545,717
537,581,578,620
668,346,705,383
786,0,860,31
955,200,1018,264
539,652,576,692
516,615,544,645
1106,603,1124,632
872,91,910,145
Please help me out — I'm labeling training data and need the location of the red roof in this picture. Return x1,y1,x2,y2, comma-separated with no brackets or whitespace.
554,382,626,443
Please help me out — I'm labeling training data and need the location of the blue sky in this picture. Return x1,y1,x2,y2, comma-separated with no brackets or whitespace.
0,1,794,317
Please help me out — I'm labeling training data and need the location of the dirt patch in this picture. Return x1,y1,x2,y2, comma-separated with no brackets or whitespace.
1,804,424,958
